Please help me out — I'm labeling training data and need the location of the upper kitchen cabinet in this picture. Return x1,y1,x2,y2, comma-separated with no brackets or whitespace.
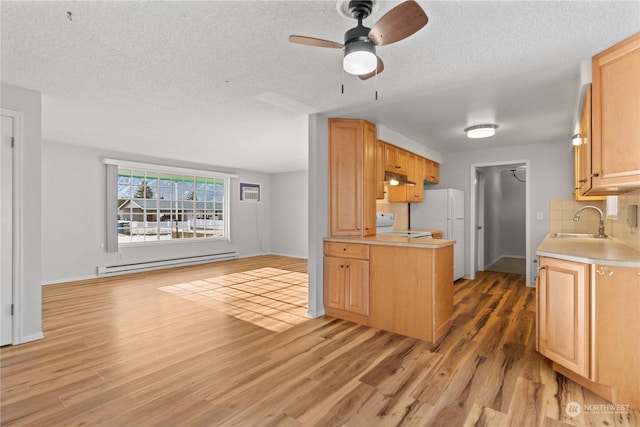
376,140,385,200
574,85,605,200
388,152,424,202
424,158,440,183
384,143,408,176
329,119,377,237
590,32,640,194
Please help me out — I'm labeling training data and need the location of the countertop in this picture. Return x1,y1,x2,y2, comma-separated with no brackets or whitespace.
324,235,455,249
536,234,640,267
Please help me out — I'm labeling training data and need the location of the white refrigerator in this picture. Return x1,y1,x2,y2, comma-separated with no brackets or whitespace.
410,188,465,280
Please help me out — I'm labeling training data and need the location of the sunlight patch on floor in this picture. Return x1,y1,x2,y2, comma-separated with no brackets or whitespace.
158,267,309,332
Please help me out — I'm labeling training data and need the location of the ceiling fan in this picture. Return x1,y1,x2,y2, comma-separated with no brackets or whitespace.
289,0,428,80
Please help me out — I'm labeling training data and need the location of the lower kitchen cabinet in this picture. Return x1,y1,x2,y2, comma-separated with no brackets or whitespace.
369,244,453,343
323,242,370,324
537,257,640,410
537,256,590,378
592,264,640,409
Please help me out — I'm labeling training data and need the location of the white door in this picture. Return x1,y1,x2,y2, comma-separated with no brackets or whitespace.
1,115,13,346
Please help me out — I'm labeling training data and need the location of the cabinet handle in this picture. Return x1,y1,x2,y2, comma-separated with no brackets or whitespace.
596,266,614,276
357,227,361,230
538,266,547,271
342,247,347,251
591,173,600,178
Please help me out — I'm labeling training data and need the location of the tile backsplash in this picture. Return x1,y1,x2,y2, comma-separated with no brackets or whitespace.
549,189,640,251
376,185,409,230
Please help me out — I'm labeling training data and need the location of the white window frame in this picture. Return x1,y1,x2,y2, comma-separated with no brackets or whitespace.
104,158,237,247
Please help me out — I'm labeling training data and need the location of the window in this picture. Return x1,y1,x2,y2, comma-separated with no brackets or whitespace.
105,159,235,246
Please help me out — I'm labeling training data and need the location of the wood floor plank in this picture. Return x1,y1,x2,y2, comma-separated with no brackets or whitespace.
2,261,639,426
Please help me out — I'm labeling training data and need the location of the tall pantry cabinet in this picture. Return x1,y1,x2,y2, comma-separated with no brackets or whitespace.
328,119,377,237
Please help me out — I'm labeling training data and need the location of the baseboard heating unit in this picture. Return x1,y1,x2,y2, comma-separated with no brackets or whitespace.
97,251,239,276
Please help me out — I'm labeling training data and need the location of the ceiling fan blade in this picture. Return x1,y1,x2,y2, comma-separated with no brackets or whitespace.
368,0,428,46
288,35,344,49
358,57,385,80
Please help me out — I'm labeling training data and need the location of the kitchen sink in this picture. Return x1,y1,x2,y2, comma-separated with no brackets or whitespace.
549,232,607,239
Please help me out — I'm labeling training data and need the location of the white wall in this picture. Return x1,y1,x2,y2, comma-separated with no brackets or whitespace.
440,141,574,282
270,170,308,258
1,84,43,343
41,142,273,284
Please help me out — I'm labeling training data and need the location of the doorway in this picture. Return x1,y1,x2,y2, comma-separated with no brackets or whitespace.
1,114,14,345
469,160,531,285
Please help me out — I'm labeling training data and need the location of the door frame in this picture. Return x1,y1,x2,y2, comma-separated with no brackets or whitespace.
475,169,485,271
1,109,24,345
469,160,531,285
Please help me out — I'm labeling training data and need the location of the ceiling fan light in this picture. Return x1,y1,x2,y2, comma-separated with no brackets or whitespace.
343,40,377,75
465,124,498,139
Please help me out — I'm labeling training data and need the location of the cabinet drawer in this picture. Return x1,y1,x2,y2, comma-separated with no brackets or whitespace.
324,242,369,259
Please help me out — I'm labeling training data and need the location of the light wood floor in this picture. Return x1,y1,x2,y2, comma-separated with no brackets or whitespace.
1,255,638,426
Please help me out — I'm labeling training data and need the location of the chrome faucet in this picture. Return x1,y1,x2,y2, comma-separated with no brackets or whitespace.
573,205,607,238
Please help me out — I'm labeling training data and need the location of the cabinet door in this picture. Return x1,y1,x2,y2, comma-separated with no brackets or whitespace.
376,140,385,199
431,162,440,183
384,143,398,173
411,155,424,202
329,119,363,236
363,122,377,236
593,265,640,409
537,257,590,377
395,148,408,176
591,33,640,193
345,259,370,315
575,84,602,198
324,256,345,310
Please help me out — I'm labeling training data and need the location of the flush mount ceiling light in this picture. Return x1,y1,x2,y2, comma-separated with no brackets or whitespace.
464,124,498,139
571,133,582,146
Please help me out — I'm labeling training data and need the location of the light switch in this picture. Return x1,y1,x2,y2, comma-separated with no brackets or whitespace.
537,211,544,220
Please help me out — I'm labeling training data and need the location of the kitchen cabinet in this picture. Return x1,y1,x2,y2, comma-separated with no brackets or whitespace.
574,85,605,200
388,153,424,202
384,142,408,176
369,244,453,342
329,118,377,237
592,265,640,409
589,32,640,194
537,256,590,378
376,139,385,199
323,242,370,325
537,255,640,410
424,158,440,183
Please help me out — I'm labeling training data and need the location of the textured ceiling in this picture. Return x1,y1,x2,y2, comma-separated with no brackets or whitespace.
1,1,639,173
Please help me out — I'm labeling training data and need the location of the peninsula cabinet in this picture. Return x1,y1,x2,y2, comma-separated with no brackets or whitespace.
323,242,370,325
537,256,640,410
589,32,640,194
537,257,590,378
329,118,377,237
369,244,453,343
